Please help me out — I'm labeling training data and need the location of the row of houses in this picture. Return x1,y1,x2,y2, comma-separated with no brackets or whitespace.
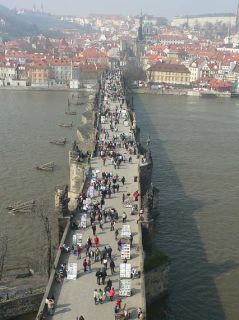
0,47,109,87
140,33,239,90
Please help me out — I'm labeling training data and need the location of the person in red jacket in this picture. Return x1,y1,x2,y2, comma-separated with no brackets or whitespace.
109,287,115,301
83,259,87,272
87,259,91,272
76,245,81,259
94,235,100,247
133,190,139,201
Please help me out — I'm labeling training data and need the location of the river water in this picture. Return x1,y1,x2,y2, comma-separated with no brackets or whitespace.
0,90,89,273
134,94,239,320
2,91,239,320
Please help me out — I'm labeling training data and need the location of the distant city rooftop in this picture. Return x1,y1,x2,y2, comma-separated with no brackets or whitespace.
174,13,236,19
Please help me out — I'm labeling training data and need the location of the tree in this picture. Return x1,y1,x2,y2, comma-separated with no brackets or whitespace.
34,201,54,278
0,234,8,281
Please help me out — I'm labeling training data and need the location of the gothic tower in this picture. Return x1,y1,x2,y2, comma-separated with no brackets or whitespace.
138,11,144,42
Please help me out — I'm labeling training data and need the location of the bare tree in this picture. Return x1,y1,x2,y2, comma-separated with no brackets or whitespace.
0,234,8,281
34,201,54,278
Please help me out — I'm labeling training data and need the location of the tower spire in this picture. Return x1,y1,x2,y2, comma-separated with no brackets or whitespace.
138,10,144,42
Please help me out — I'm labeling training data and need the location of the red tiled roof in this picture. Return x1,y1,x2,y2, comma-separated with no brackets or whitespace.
82,47,108,59
148,62,190,74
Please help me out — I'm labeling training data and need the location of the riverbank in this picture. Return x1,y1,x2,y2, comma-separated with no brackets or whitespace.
0,86,95,92
133,88,232,98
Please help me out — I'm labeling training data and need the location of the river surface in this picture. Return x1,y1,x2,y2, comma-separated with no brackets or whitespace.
0,90,89,273
134,94,239,320
3,91,239,320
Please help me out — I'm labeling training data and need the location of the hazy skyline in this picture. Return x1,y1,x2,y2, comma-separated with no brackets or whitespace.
0,0,238,18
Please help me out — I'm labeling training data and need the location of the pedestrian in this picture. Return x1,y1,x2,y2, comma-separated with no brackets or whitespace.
107,245,112,259
103,246,108,256
110,220,115,231
103,210,107,223
103,258,108,269
112,184,116,193
83,259,87,272
98,288,103,304
100,197,105,209
122,212,127,223
115,304,120,314
122,193,125,203
99,220,103,231
92,223,96,236
116,184,119,192
137,307,143,319
85,244,90,257
46,297,54,315
94,289,99,305
101,268,107,285
87,259,91,272
109,287,115,301
96,269,101,285
133,190,139,201
115,229,119,240
89,249,94,263
110,259,115,275
116,298,122,309
76,245,81,259
95,248,100,262
87,236,92,247
94,235,100,247
106,278,112,289
121,176,125,185
130,233,133,246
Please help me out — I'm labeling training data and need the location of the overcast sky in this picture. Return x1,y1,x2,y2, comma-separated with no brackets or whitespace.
0,0,238,18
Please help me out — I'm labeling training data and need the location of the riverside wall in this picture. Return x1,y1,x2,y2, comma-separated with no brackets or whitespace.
127,95,170,307
133,87,232,98
0,292,43,320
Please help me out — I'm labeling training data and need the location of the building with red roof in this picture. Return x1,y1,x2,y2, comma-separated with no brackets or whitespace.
147,62,191,86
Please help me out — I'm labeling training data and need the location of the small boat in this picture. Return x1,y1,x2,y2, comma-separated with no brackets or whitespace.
58,122,73,128
75,101,85,106
49,138,67,145
7,200,35,214
35,162,55,171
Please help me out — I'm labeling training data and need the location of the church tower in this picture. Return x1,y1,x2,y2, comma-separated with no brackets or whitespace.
136,11,145,67
138,11,144,42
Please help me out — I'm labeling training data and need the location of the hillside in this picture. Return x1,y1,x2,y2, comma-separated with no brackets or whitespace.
0,5,39,39
0,4,88,39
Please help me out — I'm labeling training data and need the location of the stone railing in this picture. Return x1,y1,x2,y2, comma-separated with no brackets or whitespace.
35,218,70,319
137,156,147,319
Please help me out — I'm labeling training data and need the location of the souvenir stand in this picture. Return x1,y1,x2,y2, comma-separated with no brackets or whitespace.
121,224,131,240
73,232,83,247
120,263,131,278
80,213,88,228
121,225,131,260
119,279,131,297
67,263,77,280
